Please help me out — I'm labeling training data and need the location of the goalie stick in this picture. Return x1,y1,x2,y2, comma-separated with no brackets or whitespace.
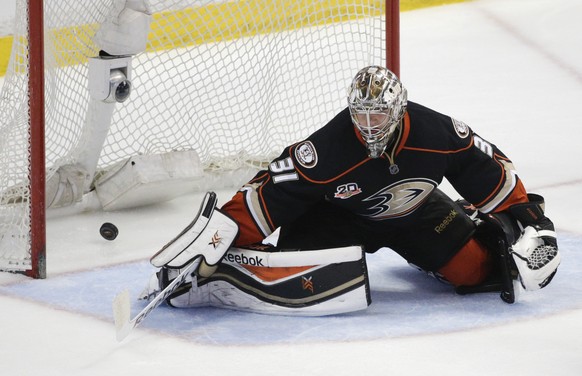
112,258,200,341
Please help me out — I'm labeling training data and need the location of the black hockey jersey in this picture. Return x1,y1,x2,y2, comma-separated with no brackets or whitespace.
222,101,527,246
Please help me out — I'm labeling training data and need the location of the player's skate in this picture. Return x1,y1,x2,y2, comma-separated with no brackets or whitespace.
139,265,211,308
150,191,239,269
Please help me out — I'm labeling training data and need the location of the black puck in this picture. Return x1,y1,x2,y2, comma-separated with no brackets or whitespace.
100,222,119,241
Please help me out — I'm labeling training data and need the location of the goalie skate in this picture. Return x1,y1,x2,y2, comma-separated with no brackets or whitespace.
113,258,201,341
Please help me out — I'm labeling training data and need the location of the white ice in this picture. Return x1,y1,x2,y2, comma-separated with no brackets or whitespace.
1,0,582,375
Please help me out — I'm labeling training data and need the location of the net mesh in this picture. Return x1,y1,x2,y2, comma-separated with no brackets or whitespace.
0,0,388,272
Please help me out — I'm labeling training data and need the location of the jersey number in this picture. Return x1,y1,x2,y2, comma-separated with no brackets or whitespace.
270,157,299,184
474,136,493,158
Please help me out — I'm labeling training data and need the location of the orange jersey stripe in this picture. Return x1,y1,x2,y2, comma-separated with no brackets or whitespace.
221,192,265,246
473,154,509,208
293,157,371,185
492,179,528,212
242,264,316,283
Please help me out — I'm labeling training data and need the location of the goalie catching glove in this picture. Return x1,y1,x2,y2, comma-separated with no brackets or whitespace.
456,193,559,303
150,191,239,270
509,194,560,290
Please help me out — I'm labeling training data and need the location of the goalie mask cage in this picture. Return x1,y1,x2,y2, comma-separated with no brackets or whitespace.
0,0,400,278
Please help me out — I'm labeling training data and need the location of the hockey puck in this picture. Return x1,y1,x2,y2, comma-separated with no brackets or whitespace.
100,222,119,241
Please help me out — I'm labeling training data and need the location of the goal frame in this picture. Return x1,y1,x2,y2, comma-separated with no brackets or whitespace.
23,0,401,279
28,0,46,279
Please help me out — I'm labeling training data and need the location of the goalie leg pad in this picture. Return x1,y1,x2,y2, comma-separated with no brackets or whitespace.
205,280,369,316
150,192,239,269
164,245,371,316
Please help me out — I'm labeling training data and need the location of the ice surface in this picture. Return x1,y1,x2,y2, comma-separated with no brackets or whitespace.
1,0,582,375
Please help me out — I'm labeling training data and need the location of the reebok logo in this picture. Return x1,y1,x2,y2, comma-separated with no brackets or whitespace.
434,209,458,234
224,252,265,267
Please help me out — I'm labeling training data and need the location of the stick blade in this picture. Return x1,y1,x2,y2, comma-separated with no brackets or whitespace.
113,289,133,341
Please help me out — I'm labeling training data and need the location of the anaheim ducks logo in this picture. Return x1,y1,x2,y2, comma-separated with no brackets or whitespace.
363,178,436,219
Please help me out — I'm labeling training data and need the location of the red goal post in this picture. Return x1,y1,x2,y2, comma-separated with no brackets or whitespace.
1,0,400,278
28,0,46,279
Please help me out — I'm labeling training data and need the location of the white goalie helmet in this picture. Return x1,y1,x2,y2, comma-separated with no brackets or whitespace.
347,66,408,158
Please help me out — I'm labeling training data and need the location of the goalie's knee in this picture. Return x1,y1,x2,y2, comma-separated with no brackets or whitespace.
438,238,493,287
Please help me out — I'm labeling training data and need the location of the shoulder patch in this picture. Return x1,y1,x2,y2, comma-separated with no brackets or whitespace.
294,141,318,169
451,118,470,139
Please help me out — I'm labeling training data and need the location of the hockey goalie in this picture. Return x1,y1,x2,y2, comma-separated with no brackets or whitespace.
141,66,560,315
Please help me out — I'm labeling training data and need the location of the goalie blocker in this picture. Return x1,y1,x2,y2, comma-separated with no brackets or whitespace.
150,191,239,269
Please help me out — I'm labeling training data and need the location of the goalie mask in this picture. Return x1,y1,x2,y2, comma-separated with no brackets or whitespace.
347,66,407,158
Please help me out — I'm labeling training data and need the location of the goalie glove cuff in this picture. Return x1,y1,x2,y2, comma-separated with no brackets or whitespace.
509,193,548,228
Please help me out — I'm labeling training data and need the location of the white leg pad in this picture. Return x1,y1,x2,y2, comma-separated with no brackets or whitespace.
169,245,371,316
205,280,369,316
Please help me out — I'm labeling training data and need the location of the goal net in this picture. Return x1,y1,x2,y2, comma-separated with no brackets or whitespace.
0,0,398,277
